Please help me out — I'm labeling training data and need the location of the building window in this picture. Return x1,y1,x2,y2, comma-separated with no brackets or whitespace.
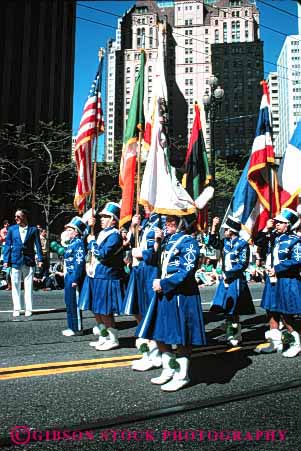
215,20,218,26
223,23,227,41
126,67,130,73
215,29,219,43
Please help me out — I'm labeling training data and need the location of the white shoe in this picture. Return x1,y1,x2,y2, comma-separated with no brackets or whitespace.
226,323,242,347
161,356,190,392
261,329,283,353
151,352,174,385
282,331,301,358
25,311,32,317
62,329,75,337
132,341,162,371
95,339,119,351
89,336,107,347
95,328,119,351
12,311,20,317
161,377,190,392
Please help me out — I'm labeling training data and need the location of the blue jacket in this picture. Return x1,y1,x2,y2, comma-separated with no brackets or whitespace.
3,224,43,269
274,233,301,277
64,237,86,284
159,232,200,295
88,227,124,280
223,236,250,282
209,233,249,282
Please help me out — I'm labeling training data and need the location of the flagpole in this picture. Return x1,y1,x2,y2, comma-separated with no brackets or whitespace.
91,48,105,234
135,130,143,246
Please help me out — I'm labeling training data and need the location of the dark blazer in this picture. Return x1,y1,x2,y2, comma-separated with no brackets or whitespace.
3,225,43,269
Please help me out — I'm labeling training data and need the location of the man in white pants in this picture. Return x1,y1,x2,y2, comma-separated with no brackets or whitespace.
3,209,43,318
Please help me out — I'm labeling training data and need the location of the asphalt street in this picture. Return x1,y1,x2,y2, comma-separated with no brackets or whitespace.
0,285,300,451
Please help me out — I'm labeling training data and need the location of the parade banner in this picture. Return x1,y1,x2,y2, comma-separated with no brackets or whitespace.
119,50,145,228
139,24,195,216
74,60,104,213
278,120,301,209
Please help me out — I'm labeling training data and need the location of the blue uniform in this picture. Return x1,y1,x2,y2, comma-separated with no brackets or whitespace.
137,232,206,346
262,232,301,314
64,237,86,332
123,214,162,317
85,227,125,315
210,234,254,315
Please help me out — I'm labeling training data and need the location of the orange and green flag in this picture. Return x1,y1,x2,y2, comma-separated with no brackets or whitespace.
119,50,145,227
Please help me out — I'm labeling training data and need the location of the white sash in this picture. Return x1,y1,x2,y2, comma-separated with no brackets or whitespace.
86,228,118,277
161,234,188,278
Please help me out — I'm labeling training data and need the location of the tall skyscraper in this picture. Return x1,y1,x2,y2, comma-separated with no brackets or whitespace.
267,72,280,157
0,0,76,131
104,0,262,165
277,35,301,156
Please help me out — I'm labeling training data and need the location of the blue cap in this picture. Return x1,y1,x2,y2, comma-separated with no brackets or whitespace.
99,202,120,221
274,208,300,230
65,216,87,235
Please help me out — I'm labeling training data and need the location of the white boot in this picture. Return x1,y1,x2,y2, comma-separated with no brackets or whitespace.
151,352,174,385
95,327,119,351
92,324,104,336
282,331,301,358
161,356,190,392
89,324,107,347
261,329,283,353
226,323,242,347
132,340,162,371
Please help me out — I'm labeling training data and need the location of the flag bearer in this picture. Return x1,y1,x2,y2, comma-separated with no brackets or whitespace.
256,208,301,357
136,215,206,392
87,202,125,351
209,216,254,346
124,210,165,371
62,217,86,336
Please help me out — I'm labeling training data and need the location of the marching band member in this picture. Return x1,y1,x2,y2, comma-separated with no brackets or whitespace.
209,216,254,346
62,217,86,336
257,208,301,357
87,202,125,351
123,210,165,371
136,215,206,392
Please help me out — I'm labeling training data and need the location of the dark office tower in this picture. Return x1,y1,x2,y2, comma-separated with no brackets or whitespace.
211,40,264,165
0,0,76,131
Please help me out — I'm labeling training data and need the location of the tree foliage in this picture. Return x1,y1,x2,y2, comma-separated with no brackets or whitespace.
214,157,243,215
0,123,124,232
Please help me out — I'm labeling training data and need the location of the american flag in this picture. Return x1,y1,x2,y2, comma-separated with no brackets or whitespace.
74,59,104,213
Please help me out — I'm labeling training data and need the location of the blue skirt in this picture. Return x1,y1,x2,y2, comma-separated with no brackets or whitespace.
92,278,125,315
260,277,277,312
77,276,93,311
211,278,255,315
136,290,207,346
123,263,158,317
261,276,301,314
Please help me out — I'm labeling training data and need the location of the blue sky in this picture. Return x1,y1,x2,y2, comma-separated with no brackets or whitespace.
73,0,300,158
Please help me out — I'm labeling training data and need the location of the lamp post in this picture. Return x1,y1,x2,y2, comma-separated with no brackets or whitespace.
203,75,224,212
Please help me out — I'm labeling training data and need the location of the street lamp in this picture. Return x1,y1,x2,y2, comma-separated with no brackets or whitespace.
202,74,224,212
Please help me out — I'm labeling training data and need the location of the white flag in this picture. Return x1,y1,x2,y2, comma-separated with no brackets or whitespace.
139,23,196,216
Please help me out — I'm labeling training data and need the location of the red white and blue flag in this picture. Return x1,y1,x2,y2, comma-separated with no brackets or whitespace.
223,81,280,239
246,80,280,233
74,60,104,213
278,120,301,210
